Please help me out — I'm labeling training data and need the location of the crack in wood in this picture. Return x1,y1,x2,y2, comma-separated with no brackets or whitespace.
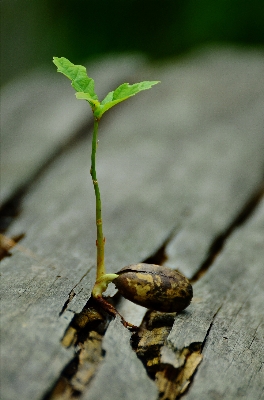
0,119,94,233
190,182,264,283
59,290,76,317
143,226,180,266
44,298,109,400
166,306,222,400
200,306,222,352
131,310,203,400
59,268,94,317
72,268,93,290
140,181,264,289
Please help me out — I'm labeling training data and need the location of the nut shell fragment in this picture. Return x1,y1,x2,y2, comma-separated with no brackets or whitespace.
113,263,193,313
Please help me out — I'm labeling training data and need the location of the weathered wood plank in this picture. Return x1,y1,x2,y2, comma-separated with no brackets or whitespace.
84,318,158,400
174,198,264,400
1,47,264,400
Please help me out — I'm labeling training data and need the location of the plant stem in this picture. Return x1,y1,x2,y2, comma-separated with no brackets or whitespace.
91,118,105,280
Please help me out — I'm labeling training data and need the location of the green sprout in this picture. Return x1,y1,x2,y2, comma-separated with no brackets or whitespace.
53,57,159,326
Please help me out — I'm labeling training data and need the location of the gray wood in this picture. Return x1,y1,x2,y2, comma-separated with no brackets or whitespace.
85,317,158,400
1,47,264,400
179,198,264,400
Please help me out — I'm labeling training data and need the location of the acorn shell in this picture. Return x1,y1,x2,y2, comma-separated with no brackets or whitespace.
113,263,193,313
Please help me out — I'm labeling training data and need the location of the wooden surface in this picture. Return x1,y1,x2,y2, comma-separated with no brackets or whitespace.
1,47,264,400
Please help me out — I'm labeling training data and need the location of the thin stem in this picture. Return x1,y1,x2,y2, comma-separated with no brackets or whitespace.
91,118,105,279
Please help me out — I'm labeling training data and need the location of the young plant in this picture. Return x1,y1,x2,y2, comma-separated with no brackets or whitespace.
53,57,193,328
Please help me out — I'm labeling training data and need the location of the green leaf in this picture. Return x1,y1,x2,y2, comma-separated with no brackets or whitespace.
53,57,98,101
94,81,160,119
113,81,160,100
53,57,160,120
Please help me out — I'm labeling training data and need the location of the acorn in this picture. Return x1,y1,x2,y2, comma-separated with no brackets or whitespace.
113,263,193,313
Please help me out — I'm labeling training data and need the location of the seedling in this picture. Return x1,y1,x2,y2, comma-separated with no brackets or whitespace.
53,57,192,329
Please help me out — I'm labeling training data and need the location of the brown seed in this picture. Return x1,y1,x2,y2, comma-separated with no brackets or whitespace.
113,263,193,313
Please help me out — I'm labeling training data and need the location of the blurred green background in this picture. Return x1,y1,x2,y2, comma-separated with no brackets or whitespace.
1,0,264,87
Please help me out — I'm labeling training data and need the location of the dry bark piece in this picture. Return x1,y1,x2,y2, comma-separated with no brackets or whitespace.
113,263,193,313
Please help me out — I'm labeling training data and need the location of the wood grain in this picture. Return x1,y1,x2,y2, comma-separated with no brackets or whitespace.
178,199,264,399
